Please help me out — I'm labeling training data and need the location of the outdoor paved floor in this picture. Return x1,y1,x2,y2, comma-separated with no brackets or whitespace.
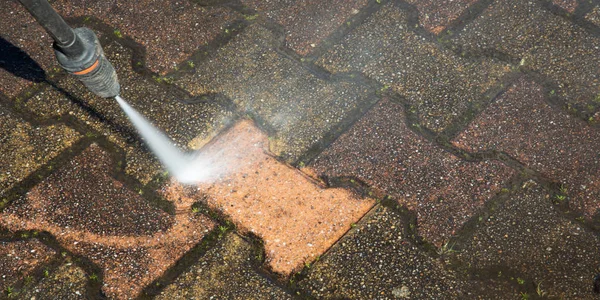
1,0,600,299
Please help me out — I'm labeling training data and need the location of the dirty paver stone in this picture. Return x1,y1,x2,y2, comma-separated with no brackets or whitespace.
453,78,600,220
17,262,88,299
404,0,477,34
453,0,600,112
0,1,57,98
0,105,80,197
455,180,600,299
158,233,293,300
0,239,56,292
553,0,578,13
1,145,215,299
175,24,376,162
52,0,240,75
317,3,511,132
240,0,368,55
585,6,600,27
309,99,515,247
163,120,375,275
298,204,521,299
24,42,233,184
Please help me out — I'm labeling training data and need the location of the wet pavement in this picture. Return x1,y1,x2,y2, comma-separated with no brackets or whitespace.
1,0,599,299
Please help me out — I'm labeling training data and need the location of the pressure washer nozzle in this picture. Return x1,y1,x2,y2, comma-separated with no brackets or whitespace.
54,28,120,98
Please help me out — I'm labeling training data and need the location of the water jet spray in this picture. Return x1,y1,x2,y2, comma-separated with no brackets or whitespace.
19,0,217,184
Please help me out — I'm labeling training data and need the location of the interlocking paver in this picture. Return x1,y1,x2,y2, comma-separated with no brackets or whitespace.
309,99,515,246
175,24,376,162
317,3,511,132
163,120,374,275
298,204,521,299
240,0,368,55
17,262,88,299
52,0,240,74
0,106,80,197
0,1,56,98
452,78,600,219
0,239,56,292
157,233,293,299
1,144,215,299
25,43,232,184
404,0,477,34
455,180,600,298
453,0,600,112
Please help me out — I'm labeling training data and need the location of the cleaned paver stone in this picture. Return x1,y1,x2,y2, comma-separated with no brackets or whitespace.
309,99,515,246
163,120,375,275
453,0,600,112
175,24,376,162
0,239,56,293
158,233,293,299
404,0,477,34
1,145,215,299
317,3,511,132
455,180,600,299
453,78,600,220
240,0,368,55
53,0,240,74
25,43,233,184
0,106,81,197
17,262,88,299
0,1,56,98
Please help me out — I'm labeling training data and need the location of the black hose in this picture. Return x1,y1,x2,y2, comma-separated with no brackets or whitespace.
17,0,85,57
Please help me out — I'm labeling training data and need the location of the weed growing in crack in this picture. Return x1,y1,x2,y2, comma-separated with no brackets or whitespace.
437,241,458,256
536,281,547,297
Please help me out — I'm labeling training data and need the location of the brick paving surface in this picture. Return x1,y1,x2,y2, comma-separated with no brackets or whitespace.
241,0,368,55
317,3,511,132
453,0,600,115
404,0,478,34
1,0,600,298
163,120,374,275
0,105,81,197
174,24,377,162
157,233,293,299
53,0,240,75
309,99,515,246
0,0,57,98
455,180,600,299
453,78,600,220
0,239,56,292
17,262,88,299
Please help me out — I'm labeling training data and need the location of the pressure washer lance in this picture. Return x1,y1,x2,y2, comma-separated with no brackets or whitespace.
18,0,120,98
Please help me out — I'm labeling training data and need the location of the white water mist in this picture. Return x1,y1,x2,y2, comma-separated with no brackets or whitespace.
115,95,216,184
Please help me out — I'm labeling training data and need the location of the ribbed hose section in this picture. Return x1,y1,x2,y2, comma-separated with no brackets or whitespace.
54,28,120,98
72,51,120,98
